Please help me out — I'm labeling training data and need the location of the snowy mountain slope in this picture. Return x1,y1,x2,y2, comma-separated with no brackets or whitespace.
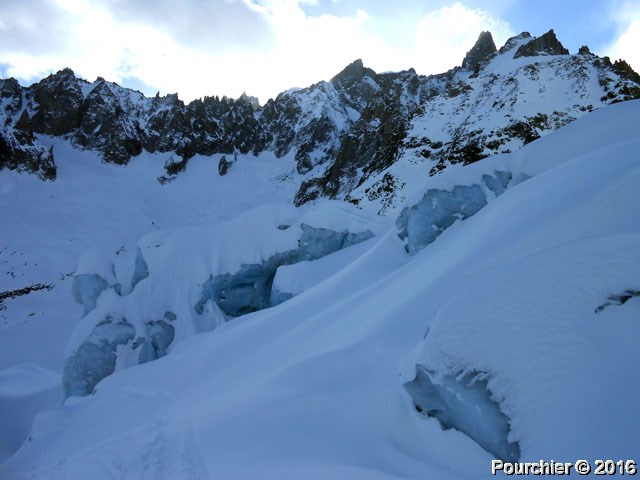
2,100,638,478
0,59,379,180
333,31,640,213
2,30,639,209
0,141,300,371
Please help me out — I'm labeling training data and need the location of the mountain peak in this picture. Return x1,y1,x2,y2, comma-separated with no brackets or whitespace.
462,31,497,72
514,29,569,58
498,32,532,54
331,59,376,89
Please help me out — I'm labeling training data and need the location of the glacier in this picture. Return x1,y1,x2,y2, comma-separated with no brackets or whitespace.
61,201,387,398
1,69,640,479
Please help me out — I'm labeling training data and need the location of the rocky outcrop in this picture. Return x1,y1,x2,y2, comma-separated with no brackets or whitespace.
295,68,438,205
462,31,497,72
29,68,84,136
514,29,569,58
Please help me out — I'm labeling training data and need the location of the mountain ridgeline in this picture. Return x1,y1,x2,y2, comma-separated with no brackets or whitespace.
1,30,639,212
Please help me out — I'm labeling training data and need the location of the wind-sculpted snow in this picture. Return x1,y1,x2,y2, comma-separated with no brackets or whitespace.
0,364,61,463
130,247,149,292
405,366,520,462
397,170,513,254
62,201,388,397
270,238,378,307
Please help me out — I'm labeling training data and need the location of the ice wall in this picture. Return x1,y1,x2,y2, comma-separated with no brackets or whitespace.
396,171,513,254
63,316,136,397
195,225,373,317
405,366,520,462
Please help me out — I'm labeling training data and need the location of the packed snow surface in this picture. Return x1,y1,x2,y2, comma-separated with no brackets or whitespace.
0,100,639,478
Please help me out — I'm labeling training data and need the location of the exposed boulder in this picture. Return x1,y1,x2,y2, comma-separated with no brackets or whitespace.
218,155,230,176
578,45,592,55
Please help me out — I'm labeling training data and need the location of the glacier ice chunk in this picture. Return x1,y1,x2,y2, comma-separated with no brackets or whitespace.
405,365,520,462
136,320,175,364
482,171,511,196
396,171,512,254
297,225,372,260
195,225,374,317
63,316,136,398
71,274,110,314
71,249,121,314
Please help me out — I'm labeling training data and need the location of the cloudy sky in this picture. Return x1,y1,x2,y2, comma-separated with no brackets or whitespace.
1,0,638,103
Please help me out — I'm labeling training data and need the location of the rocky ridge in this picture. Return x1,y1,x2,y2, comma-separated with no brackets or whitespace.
1,30,638,212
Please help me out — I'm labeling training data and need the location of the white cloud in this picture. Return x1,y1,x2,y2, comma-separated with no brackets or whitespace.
413,2,514,74
605,1,640,72
0,0,514,103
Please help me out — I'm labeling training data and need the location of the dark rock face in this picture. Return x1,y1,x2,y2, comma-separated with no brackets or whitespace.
30,68,84,136
295,68,437,205
0,78,56,180
462,31,497,72
514,29,569,58
330,58,379,110
613,59,640,85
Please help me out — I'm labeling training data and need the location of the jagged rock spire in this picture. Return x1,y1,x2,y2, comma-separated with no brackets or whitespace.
514,29,569,58
462,31,497,72
330,59,376,89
